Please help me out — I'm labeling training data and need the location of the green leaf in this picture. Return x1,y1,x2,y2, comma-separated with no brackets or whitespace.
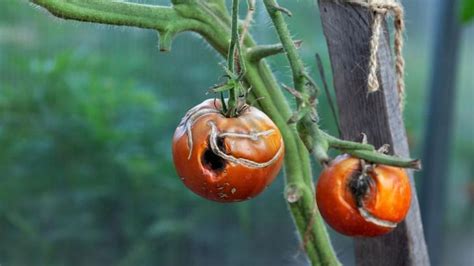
460,0,474,23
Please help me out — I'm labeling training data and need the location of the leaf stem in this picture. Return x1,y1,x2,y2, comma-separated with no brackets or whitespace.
347,150,422,169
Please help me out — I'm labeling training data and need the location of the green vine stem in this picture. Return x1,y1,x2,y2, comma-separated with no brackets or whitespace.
30,1,420,265
262,0,420,169
225,0,240,116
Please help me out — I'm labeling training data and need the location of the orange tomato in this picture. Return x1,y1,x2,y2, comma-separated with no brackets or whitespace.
172,99,284,202
316,155,411,237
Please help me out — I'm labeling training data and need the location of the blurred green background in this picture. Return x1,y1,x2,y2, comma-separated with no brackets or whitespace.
0,0,472,265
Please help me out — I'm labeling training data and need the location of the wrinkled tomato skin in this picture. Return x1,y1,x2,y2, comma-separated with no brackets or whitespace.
316,155,412,237
172,99,285,202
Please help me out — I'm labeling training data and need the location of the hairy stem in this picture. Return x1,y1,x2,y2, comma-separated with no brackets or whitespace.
31,0,206,51
263,1,340,265
246,40,302,62
226,0,240,115
263,0,327,163
347,150,422,169
263,0,308,105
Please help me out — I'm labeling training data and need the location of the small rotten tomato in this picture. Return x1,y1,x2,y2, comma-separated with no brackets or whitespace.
172,99,284,202
316,155,412,237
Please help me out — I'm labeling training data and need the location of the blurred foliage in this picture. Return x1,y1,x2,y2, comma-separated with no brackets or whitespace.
460,0,474,23
1,49,194,265
0,35,304,266
0,0,472,266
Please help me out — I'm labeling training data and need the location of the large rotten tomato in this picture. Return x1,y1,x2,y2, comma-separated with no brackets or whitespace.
172,99,285,202
316,155,412,237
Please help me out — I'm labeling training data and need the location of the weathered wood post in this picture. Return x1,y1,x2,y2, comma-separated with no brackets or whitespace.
317,1,430,265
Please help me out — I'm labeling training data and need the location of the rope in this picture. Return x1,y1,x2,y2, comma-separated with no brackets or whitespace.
343,0,405,110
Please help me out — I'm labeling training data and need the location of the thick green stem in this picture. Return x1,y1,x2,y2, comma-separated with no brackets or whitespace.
263,0,307,106
31,0,206,51
246,40,302,62
347,150,422,169
263,1,340,265
226,0,240,115
323,131,373,151
262,0,324,162
227,0,239,72
322,131,421,169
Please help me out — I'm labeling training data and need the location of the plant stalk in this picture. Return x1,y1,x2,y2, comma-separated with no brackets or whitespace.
226,0,240,115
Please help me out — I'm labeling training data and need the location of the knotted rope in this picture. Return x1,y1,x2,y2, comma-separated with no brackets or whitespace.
344,0,406,110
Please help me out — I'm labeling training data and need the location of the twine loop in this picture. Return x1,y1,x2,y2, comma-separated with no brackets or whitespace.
345,0,405,110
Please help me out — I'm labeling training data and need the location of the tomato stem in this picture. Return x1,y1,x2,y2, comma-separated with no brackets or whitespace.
225,0,240,117
323,131,373,151
347,150,422,169
224,0,249,117
263,1,341,265
263,0,421,171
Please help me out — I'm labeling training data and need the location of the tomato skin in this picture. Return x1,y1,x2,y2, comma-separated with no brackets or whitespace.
172,99,284,202
316,155,412,237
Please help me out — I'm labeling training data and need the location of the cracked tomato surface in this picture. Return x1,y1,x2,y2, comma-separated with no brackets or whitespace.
316,155,412,237
172,99,285,202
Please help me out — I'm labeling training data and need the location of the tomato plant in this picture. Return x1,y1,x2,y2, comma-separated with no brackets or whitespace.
316,155,412,237
172,99,284,202
30,0,424,264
